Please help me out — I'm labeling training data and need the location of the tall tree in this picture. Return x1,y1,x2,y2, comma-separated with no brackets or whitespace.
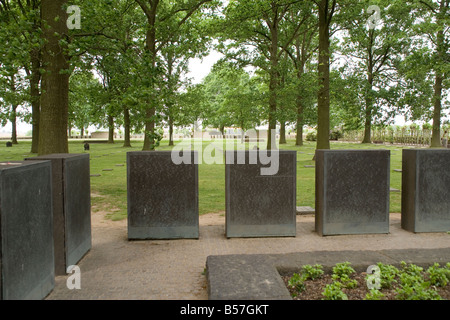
159,10,212,146
0,70,27,144
135,0,218,150
221,0,313,149
338,0,412,144
0,0,42,153
201,62,263,135
69,70,103,138
39,0,69,155
281,1,318,146
7,74,19,144
315,0,336,150
410,0,449,147
85,0,146,148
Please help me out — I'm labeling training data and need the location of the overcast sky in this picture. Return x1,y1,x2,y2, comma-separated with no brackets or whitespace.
186,50,224,85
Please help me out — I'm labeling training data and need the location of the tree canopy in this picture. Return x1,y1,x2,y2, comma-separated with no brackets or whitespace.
0,0,448,153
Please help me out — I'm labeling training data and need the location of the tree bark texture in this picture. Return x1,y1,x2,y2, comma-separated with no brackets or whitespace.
39,0,69,155
316,0,334,150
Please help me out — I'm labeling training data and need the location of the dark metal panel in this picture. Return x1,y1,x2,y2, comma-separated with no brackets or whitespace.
315,150,390,236
225,150,297,238
402,149,450,232
25,154,92,275
315,150,325,236
0,161,54,300
401,149,417,232
127,151,199,240
63,154,92,268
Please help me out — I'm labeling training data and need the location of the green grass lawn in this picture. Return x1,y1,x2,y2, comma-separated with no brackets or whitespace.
0,138,410,221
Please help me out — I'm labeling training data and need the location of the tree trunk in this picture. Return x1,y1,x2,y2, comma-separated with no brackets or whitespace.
108,114,115,144
430,5,446,148
295,63,305,147
362,104,372,144
431,73,443,148
168,116,174,146
142,3,159,151
296,96,304,146
11,105,18,144
267,65,278,150
362,33,374,144
142,107,156,150
30,46,41,153
362,104,372,143
362,77,374,144
279,121,287,144
267,14,279,151
316,0,334,150
39,0,69,155
9,75,18,144
123,106,132,147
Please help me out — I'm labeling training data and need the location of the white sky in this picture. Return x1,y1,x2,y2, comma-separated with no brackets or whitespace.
186,50,224,85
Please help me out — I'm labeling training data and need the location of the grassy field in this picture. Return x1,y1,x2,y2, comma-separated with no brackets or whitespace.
0,138,409,221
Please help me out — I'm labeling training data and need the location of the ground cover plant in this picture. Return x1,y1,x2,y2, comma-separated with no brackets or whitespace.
0,139,407,220
283,261,450,300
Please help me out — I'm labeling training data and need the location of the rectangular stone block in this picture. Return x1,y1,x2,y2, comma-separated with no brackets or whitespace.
0,161,54,300
25,154,92,275
401,149,450,232
315,150,390,236
127,151,199,240
225,150,297,238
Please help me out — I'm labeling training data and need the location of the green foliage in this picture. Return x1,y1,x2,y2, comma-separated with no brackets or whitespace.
335,0,418,140
331,262,357,289
331,274,357,289
376,263,399,290
286,260,449,300
426,263,450,287
301,264,324,281
332,262,355,278
322,281,348,300
395,262,443,300
287,264,323,296
400,261,423,277
69,70,103,133
395,279,442,300
287,273,306,293
200,62,263,132
329,130,343,141
306,132,317,141
364,289,385,301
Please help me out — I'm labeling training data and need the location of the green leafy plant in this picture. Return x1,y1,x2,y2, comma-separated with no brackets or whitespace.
426,263,450,287
332,273,357,289
332,262,356,278
301,264,324,281
377,263,400,289
395,279,442,300
400,261,423,277
331,262,357,288
364,289,385,300
395,262,443,300
288,273,306,293
322,281,348,300
286,260,449,300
